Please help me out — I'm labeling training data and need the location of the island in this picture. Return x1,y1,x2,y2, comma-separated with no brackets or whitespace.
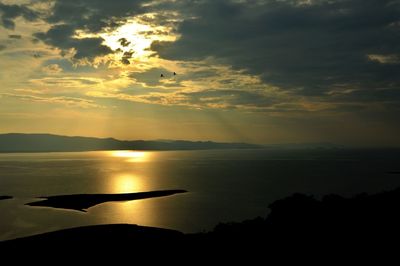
26,190,187,211
0,196,12,201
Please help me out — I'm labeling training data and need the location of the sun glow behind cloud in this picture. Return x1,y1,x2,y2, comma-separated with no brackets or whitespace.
74,16,177,65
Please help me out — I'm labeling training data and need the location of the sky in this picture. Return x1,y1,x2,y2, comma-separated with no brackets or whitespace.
0,0,399,146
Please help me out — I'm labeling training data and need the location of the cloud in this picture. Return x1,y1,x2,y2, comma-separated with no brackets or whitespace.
130,67,173,86
87,87,334,113
121,50,134,65
0,2,38,30
1,93,102,108
3,0,400,116
88,62,300,111
327,87,400,103
118,38,131,47
45,0,146,32
34,24,113,60
29,76,103,89
368,54,400,64
151,0,400,99
179,89,279,109
8,34,21,39
30,0,149,60
42,63,63,74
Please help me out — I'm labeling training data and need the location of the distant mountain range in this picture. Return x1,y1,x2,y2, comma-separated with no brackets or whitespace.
263,142,345,150
0,133,261,152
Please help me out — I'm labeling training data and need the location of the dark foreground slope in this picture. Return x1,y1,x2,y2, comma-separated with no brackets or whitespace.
2,188,400,260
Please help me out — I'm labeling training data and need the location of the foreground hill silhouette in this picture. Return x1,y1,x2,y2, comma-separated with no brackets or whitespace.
2,187,400,259
0,133,260,152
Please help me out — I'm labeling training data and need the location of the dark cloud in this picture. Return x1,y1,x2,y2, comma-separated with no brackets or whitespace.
32,0,150,60
0,2,38,30
180,89,279,108
130,67,171,86
45,0,147,32
118,38,131,47
151,0,400,100
34,24,112,60
327,87,400,103
121,50,134,65
8,34,21,39
40,58,98,73
188,70,216,79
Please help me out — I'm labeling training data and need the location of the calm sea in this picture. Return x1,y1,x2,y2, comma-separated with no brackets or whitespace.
1,149,400,240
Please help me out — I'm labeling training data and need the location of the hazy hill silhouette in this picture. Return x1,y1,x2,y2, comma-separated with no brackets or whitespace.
0,133,261,152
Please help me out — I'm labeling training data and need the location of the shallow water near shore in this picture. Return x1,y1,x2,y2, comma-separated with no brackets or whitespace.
1,148,400,241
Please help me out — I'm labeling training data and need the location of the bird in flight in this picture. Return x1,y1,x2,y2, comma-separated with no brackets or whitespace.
160,72,176,78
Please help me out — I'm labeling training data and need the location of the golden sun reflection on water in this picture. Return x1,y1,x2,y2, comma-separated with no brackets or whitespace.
109,150,150,162
94,150,159,226
95,172,157,226
95,199,158,227
112,174,145,193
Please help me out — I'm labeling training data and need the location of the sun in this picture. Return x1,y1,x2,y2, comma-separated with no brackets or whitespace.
99,17,177,64
100,22,151,59
72,15,177,66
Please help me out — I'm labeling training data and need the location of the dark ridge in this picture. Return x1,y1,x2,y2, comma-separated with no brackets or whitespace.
26,190,187,211
387,171,400,174
0,196,12,201
0,224,184,249
0,133,261,152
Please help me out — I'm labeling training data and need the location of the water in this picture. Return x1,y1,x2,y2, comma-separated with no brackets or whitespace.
1,149,400,241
